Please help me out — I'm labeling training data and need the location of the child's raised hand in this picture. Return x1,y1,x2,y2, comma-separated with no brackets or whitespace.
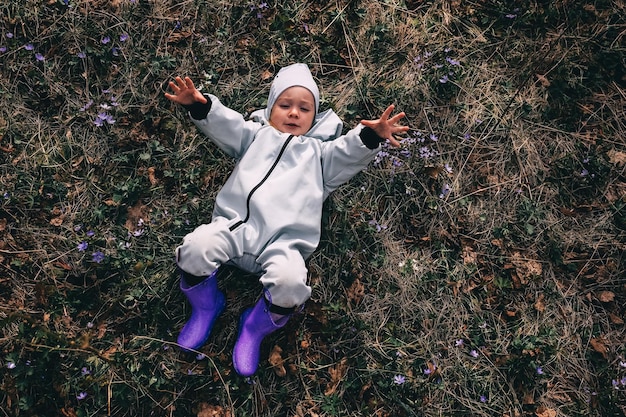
361,105,409,148
164,76,208,106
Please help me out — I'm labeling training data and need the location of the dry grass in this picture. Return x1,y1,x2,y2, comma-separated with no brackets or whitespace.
1,0,625,416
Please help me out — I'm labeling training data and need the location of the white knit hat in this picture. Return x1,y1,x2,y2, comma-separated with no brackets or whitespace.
267,63,320,116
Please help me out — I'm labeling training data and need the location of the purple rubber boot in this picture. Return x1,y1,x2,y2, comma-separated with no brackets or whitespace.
177,269,225,351
232,293,291,377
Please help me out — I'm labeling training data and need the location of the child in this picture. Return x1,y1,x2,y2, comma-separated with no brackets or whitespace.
165,63,408,377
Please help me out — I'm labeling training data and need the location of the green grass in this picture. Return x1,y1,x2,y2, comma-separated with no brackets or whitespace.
1,0,625,416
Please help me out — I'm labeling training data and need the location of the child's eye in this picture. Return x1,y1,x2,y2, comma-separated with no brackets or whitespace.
300,107,310,112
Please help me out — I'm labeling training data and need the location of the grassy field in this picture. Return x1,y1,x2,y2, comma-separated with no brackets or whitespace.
1,0,625,416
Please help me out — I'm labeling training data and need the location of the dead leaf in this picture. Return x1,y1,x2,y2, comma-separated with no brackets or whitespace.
125,201,150,232
325,358,348,396
50,217,64,226
522,391,535,405
346,278,365,305
608,149,626,166
100,345,117,360
598,291,615,303
97,322,107,339
268,345,286,377
424,165,444,179
535,406,557,417
147,167,159,186
60,407,79,417
536,73,550,87
590,337,608,358
534,294,545,312
196,403,230,417
608,313,624,325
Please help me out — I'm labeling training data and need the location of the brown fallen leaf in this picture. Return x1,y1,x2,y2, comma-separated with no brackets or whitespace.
196,403,230,417
590,337,608,359
325,358,348,396
607,149,626,166
534,294,546,312
268,345,286,377
598,291,615,303
535,405,557,417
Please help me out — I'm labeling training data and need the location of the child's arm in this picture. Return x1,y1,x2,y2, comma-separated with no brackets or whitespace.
360,105,409,148
165,76,260,158
320,105,408,197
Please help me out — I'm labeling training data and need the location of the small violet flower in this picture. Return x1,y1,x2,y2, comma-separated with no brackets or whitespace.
24,44,34,51
455,339,464,347
81,367,91,376
480,395,487,403
439,183,451,199
77,241,88,252
119,33,129,42
0,46,6,53
6,361,16,369
101,36,111,44
91,251,105,263
470,349,479,358
76,392,88,400
536,366,544,375
35,52,45,61
393,374,406,385
77,51,86,59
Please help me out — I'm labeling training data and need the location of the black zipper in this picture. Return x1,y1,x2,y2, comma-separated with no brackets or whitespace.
229,134,295,231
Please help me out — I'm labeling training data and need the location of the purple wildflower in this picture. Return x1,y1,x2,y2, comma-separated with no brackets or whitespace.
91,251,105,263
6,361,16,369
446,57,460,66
0,46,6,53
77,51,86,58
470,349,479,358
455,339,464,347
6,32,14,39
439,183,451,199
76,392,88,400
77,241,88,252
101,36,111,44
24,44,34,51
536,366,544,375
81,367,91,376
480,395,487,403
439,75,449,83
393,375,406,385
35,52,45,61
120,33,129,42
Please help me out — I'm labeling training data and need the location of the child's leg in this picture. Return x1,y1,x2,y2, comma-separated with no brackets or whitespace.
175,217,244,277
175,218,243,350
233,244,310,377
255,243,311,309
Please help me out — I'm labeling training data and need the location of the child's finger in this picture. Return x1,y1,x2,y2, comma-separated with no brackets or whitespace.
380,105,395,121
389,111,406,124
387,136,401,148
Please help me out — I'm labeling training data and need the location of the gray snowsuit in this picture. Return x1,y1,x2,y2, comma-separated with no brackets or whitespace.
175,94,382,308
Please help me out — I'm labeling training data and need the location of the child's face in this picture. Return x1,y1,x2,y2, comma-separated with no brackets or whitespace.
269,86,315,136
